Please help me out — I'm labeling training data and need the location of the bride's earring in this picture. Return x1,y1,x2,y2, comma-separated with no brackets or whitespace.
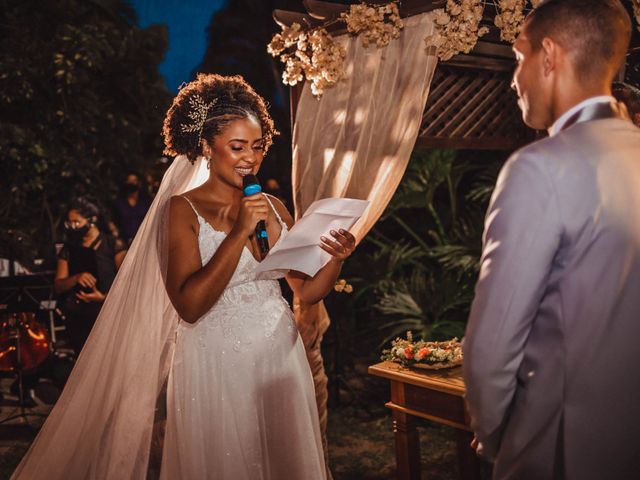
207,156,211,170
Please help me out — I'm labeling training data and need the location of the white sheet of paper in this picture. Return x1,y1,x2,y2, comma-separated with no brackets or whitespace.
254,198,370,277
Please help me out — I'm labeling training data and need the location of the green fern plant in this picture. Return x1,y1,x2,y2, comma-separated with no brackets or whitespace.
349,148,504,347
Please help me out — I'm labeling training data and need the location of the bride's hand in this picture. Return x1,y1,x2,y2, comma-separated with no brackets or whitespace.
320,229,356,262
233,195,269,237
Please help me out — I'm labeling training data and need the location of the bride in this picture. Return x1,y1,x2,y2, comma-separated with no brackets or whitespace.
13,74,354,479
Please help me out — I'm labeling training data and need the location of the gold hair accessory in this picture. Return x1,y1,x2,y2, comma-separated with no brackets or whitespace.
180,95,218,141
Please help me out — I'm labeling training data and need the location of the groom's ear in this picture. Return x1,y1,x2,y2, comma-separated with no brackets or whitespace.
540,37,557,78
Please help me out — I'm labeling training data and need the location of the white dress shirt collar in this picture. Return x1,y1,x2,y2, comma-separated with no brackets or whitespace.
549,95,616,136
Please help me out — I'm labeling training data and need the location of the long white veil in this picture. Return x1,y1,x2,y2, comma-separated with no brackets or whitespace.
12,156,209,479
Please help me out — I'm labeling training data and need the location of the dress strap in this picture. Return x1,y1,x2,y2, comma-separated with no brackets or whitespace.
263,194,285,228
180,195,202,220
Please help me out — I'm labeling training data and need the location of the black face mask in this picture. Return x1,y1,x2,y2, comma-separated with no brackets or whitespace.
123,183,140,195
66,225,90,244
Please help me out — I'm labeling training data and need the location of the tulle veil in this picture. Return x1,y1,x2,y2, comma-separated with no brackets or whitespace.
12,156,209,479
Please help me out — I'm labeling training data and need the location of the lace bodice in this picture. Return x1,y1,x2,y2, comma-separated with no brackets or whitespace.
182,194,289,308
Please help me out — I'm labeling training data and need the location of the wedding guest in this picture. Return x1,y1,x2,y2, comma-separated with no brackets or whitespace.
112,171,152,245
463,1,640,479
55,197,126,354
612,81,640,127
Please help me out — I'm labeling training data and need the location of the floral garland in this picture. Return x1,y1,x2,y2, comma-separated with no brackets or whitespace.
340,2,404,49
494,0,551,44
424,0,489,61
268,2,406,95
268,0,630,93
381,331,463,369
267,23,346,96
494,0,527,44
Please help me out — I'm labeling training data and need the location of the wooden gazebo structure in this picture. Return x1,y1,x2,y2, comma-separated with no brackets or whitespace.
275,0,538,151
276,0,640,149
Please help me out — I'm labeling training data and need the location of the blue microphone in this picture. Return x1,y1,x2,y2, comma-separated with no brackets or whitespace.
242,175,269,256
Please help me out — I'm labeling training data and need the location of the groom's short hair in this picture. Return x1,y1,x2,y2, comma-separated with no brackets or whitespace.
524,0,631,83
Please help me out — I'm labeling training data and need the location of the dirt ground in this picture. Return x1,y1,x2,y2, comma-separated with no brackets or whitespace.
0,367,473,480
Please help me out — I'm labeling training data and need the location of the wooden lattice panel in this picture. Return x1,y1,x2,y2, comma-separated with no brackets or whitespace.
417,65,535,150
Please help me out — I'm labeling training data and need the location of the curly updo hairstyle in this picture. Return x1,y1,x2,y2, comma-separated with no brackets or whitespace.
162,74,278,164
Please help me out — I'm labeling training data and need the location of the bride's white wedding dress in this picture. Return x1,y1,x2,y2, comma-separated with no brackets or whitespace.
11,159,324,479
160,195,326,479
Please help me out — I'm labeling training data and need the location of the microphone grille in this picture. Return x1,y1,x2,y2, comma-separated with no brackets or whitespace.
242,174,259,188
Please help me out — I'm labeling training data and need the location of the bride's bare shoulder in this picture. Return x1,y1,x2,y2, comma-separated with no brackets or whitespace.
168,194,199,235
169,184,209,214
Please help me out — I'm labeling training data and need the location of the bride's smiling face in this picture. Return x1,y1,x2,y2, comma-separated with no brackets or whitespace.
203,116,265,189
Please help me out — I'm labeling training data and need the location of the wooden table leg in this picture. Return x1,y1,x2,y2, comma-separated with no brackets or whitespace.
392,409,421,480
390,381,422,479
455,430,482,480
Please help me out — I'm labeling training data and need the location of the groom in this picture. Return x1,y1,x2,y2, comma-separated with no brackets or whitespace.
463,1,640,479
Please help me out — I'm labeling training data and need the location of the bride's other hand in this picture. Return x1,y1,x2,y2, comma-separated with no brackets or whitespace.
320,228,356,262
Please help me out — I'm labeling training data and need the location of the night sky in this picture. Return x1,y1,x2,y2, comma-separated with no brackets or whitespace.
130,0,227,92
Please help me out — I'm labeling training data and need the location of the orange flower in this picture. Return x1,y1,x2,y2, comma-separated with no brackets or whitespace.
418,347,431,357
404,346,414,359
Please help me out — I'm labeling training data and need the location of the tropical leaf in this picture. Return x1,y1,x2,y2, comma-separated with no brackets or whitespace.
344,148,506,351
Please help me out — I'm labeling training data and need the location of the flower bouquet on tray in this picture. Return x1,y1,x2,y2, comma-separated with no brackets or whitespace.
381,331,463,370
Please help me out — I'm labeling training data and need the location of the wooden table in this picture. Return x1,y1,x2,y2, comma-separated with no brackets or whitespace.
368,361,484,480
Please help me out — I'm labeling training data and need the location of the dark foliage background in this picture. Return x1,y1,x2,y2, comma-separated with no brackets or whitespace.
0,0,171,265
323,149,507,375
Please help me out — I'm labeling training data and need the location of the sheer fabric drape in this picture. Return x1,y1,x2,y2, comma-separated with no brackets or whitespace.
13,157,208,479
290,12,438,457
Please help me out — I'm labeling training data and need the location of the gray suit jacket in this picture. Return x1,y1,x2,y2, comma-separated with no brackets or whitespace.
463,117,640,480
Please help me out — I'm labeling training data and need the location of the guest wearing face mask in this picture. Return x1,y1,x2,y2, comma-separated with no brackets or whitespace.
55,197,126,355
112,171,152,246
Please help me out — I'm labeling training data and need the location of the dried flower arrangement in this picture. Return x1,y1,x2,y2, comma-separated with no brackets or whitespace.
268,2,407,96
381,331,463,369
341,2,404,49
494,0,527,43
268,23,347,97
424,0,490,61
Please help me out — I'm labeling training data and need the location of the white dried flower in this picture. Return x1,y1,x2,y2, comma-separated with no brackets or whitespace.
425,0,489,61
435,10,451,26
494,0,526,43
267,34,286,56
341,2,404,49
